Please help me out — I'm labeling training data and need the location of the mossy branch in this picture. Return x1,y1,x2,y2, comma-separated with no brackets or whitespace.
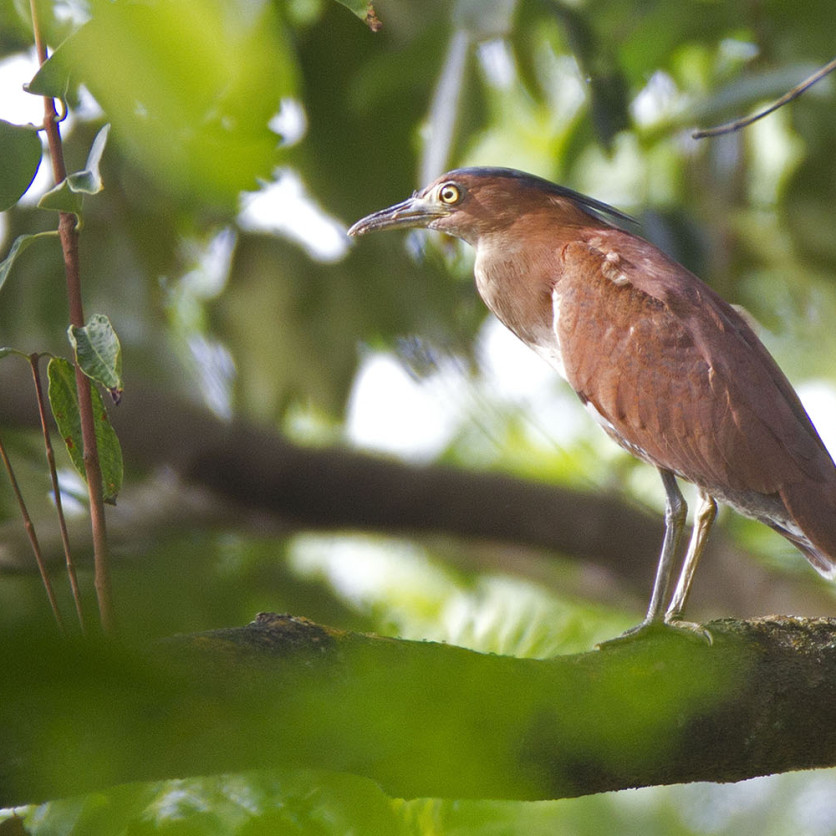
1,614,835,805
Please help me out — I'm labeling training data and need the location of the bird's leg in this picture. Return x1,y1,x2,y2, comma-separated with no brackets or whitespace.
665,490,717,622
644,469,688,623
596,469,692,648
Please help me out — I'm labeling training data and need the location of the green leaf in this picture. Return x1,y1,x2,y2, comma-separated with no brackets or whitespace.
38,124,110,223
47,356,124,504
68,313,123,401
0,119,42,211
0,231,59,296
25,33,75,99
38,178,83,218
331,0,382,29
49,0,297,206
47,357,84,479
69,122,109,195
93,387,124,504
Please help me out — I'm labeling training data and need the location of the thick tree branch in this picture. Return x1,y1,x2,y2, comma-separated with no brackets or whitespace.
1,614,836,806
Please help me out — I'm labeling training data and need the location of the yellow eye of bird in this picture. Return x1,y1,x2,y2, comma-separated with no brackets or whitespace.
439,183,461,205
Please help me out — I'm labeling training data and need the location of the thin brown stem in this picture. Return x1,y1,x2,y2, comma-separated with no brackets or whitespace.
693,57,836,139
30,0,114,631
0,432,64,632
29,354,86,632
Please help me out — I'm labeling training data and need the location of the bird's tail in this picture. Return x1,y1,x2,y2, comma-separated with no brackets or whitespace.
780,477,836,579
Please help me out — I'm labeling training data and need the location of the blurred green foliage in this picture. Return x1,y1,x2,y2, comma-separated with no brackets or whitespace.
2,0,836,831
17,766,836,835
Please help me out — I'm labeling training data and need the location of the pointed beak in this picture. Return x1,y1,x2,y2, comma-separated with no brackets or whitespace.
347,195,449,237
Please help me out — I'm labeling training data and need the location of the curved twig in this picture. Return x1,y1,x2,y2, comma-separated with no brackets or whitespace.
693,57,836,139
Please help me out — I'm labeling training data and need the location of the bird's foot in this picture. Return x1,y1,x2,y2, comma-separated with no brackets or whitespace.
595,617,713,650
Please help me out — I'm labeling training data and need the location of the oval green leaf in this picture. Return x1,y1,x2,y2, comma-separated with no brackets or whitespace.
47,357,84,478
47,356,124,504
67,313,123,399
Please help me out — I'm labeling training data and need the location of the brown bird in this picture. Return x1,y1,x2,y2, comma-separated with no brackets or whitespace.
348,167,836,632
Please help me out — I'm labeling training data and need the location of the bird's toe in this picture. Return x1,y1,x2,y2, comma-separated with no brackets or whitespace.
595,617,713,650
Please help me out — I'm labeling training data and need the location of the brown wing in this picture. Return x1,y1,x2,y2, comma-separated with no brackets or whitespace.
554,233,835,503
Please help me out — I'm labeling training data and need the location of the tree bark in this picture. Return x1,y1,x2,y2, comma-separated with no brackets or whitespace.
1,613,836,806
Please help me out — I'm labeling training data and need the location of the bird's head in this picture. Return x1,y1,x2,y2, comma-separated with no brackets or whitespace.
347,167,633,246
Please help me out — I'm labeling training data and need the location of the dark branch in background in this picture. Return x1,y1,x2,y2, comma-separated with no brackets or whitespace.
0,364,832,620
0,364,661,571
693,57,836,138
1,614,836,805
107,382,666,586
29,0,113,631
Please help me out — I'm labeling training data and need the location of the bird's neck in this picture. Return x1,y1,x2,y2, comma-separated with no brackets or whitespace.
472,219,576,354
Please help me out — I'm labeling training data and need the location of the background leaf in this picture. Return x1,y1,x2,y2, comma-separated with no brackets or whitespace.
48,0,297,207
0,231,58,295
0,119,41,211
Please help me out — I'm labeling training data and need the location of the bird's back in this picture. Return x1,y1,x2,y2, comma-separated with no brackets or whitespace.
480,217,836,577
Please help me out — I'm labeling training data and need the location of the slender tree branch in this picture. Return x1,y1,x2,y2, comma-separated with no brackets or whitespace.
29,354,85,632
0,433,63,631
29,0,113,631
693,57,836,138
